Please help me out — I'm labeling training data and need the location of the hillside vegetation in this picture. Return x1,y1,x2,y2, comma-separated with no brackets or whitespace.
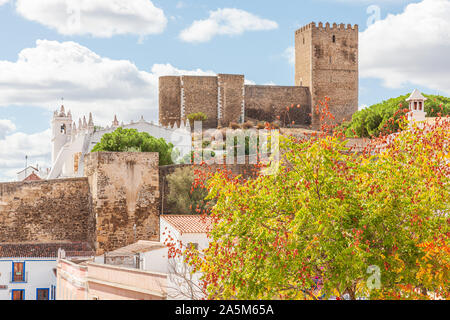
340,93,450,138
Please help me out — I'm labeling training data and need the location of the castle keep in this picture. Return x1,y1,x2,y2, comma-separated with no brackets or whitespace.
159,22,359,129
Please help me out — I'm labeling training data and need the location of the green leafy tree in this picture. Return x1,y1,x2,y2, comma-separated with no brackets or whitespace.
186,116,450,300
166,166,214,215
91,127,175,165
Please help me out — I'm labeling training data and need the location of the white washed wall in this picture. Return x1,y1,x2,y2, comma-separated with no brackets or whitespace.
0,258,57,300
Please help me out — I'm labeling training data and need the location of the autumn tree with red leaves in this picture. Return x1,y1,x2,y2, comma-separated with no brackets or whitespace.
182,100,449,300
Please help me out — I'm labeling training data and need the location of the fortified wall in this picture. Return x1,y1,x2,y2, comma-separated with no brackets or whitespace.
85,152,160,254
159,21,358,130
0,152,160,255
159,75,312,129
0,178,94,244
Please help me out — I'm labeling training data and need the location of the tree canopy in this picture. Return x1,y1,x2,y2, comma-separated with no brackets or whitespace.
184,117,450,300
91,127,175,165
341,93,450,138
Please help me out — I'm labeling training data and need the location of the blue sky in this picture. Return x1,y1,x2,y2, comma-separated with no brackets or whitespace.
0,0,449,180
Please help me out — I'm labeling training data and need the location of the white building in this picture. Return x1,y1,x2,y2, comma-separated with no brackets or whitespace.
87,215,212,300
0,242,94,300
407,89,428,123
48,106,192,179
156,215,212,300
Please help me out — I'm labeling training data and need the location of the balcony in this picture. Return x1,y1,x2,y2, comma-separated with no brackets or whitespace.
10,271,28,283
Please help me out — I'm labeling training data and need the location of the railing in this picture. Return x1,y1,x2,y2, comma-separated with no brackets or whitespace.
9,271,28,283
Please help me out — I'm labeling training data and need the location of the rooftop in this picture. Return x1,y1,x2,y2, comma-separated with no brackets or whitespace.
406,89,427,101
161,215,213,234
0,241,94,258
105,240,166,257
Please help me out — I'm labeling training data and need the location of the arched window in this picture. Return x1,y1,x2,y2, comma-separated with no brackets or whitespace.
332,35,336,43
60,124,66,134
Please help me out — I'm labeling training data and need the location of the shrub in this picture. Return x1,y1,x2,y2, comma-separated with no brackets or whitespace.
166,166,213,214
91,127,175,165
187,112,208,126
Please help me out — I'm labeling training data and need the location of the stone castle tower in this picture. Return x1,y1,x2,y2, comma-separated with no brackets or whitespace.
295,22,359,128
159,22,358,130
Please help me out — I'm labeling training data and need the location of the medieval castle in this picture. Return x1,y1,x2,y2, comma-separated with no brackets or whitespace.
159,22,359,130
1,22,359,255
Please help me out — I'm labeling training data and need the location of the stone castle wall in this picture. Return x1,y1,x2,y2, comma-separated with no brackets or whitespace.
244,85,312,125
182,76,219,129
295,22,358,128
159,76,313,128
160,22,359,130
0,178,94,245
218,74,245,126
159,76,181,128
84,152,160,255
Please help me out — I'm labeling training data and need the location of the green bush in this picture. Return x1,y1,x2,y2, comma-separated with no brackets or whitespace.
187,112,208,126
91,127,175,165
166,166,213,214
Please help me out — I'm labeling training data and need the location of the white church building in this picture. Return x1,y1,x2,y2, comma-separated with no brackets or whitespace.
48,106,192,179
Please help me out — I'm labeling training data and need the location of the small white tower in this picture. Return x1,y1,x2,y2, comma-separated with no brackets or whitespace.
406,89,427,123
112,115,119,128
51,105,73,165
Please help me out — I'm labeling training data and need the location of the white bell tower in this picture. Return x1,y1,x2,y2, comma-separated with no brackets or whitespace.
51,105,73,165
406,89,427,124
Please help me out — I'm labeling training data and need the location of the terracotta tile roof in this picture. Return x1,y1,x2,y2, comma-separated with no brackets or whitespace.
0,242,94,258
23,172,42,181
161,215,212,233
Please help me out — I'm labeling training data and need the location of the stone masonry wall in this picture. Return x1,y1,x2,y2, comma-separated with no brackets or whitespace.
296,22,358,129
84,152,160,255
218,74,245,126
0,178,94,245
245,85,311,125
159,76,181,127
182,76,219,129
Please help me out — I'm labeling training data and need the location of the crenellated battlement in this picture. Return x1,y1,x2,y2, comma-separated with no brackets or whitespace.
295,22,358,34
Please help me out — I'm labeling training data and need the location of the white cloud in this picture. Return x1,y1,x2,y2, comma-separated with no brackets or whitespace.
360,0,450,95
0,129,51,181
284,46,295,66
15,0,167,38
0,0,10,6
0,39,216,125
0,119,16,138
180,8,278,43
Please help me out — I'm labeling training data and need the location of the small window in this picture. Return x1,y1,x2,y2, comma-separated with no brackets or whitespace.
12,262,25,282
60,124,66,134
332,35,336,43
303,37,305,44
